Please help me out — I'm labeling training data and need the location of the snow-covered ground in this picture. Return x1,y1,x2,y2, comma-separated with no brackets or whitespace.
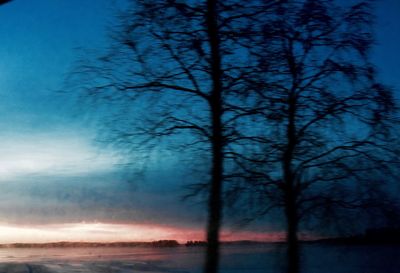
0,244,398,273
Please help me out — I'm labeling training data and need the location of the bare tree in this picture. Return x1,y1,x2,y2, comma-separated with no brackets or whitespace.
228,1,399,272
69,1,280,273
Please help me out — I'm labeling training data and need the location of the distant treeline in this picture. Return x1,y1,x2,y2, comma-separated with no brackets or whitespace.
0,240,180,248
310,228,400,245
185,240,208,247
185,240,273,247
0,240,273,248
2,229,399,248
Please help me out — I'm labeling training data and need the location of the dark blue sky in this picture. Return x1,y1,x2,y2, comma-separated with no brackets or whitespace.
372,0,400,90
0,0,398,242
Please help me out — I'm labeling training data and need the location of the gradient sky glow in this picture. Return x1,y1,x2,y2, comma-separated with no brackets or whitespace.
0,222,291,244
0,0,398,243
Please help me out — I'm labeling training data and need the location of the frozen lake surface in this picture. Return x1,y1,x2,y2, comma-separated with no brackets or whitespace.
0,244,398,273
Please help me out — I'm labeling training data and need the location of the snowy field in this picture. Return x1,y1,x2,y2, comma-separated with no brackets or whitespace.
0,244,398,273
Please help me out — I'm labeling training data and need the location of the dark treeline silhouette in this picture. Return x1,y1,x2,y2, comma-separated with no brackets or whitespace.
69,1,400,273
312,227,400,245
185,240,208,247
0,240,180,248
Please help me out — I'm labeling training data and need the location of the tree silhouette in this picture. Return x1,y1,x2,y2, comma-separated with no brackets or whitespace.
69,1,399,272
69,1,279,273
228,1,399,273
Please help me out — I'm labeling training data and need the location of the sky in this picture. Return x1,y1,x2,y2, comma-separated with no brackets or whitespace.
0,0,398,243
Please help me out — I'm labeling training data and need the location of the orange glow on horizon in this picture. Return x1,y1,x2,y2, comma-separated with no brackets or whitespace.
0,222,289,244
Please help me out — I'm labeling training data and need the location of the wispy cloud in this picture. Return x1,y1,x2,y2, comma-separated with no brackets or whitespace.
0,131,119,180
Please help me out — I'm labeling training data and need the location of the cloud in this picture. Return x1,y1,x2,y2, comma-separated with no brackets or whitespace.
0,131,206,228
0,131,119,180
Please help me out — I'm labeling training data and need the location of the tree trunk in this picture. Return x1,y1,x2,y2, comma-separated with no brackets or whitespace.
204,1,224,273
285,197,300,273
204,131,223,273
283,90,299,273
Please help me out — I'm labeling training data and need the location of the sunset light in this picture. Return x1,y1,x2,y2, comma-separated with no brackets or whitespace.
0,223,194,244
0,222,286,244
0,0,398,272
